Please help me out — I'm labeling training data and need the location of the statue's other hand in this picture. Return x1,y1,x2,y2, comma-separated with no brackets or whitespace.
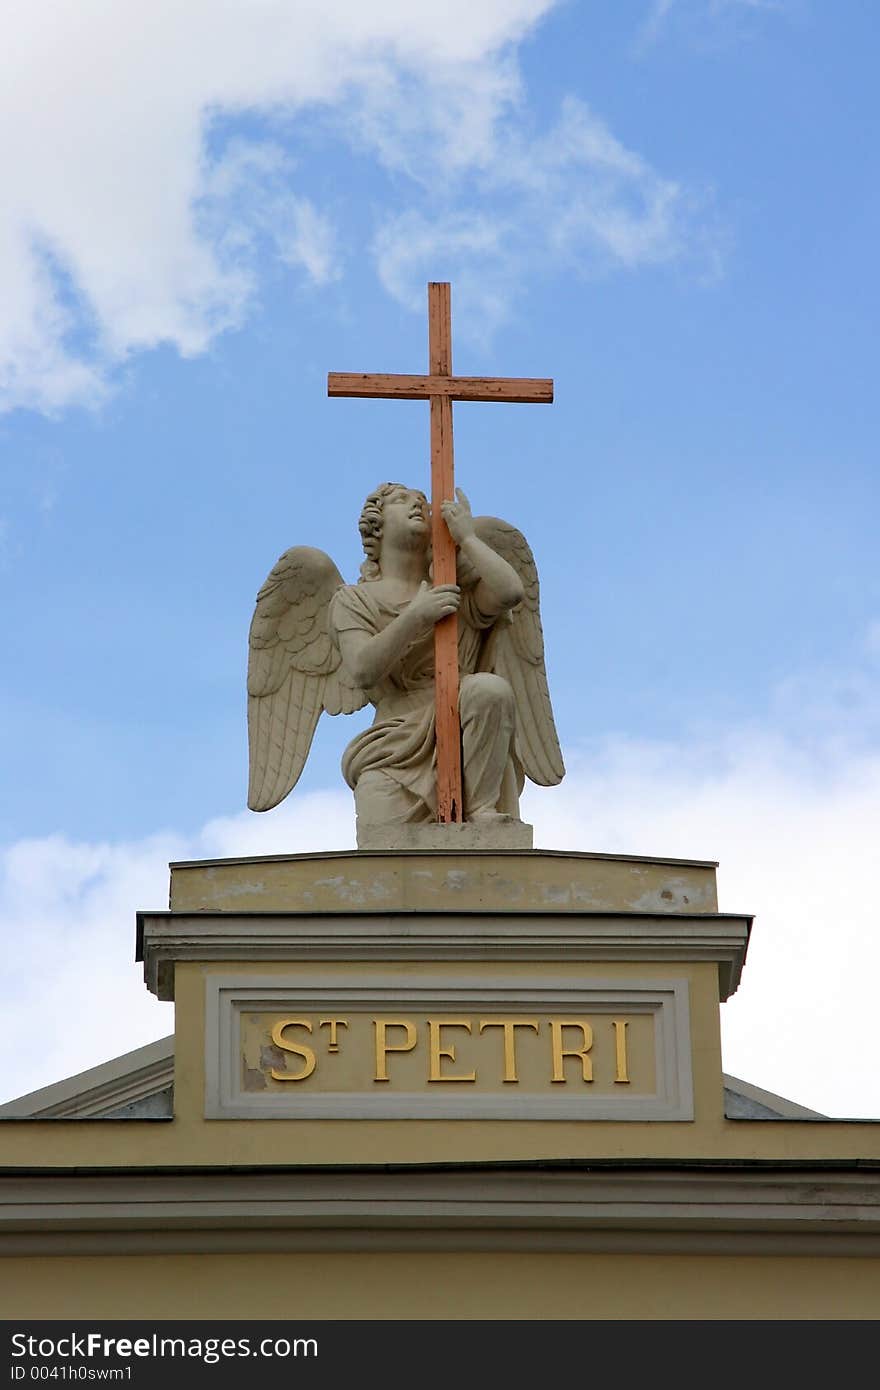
406,580,461,633
441,488,476,545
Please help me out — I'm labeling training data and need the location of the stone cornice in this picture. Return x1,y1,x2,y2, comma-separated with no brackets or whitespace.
137,909,751,1001
1,1165,877,1257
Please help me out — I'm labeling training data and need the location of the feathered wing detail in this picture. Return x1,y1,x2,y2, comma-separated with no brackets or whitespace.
247,546,367,811
473,516,565,787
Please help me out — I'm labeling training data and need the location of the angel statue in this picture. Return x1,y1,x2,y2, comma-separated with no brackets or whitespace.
246,482,564,840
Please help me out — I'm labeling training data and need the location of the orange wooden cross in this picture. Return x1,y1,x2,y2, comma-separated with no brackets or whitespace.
328,282,553,824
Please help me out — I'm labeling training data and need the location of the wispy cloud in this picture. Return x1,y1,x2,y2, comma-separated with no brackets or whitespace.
636,0,790,53
864,621,880,660
200,140,340,289
374,96,719,337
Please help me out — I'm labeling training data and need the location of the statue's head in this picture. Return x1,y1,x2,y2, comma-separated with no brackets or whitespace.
358,482,429,580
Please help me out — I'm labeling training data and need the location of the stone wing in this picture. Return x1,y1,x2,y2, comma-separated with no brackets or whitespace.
473,516,565,787
247,546,367,811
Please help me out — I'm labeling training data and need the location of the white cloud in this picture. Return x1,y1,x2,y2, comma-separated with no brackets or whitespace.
0,1,555,414
0,791,356,1105
524,722,880,1120
1,1,718,415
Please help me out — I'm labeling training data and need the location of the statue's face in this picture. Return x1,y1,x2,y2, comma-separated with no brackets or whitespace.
381,485,429,549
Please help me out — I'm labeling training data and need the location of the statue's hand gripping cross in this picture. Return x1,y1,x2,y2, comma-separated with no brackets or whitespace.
328,282,553,824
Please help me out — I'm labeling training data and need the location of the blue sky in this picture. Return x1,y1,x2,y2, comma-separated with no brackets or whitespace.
1,0,878,1117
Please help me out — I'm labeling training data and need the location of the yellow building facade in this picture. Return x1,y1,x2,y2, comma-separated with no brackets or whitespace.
1,846,878,1319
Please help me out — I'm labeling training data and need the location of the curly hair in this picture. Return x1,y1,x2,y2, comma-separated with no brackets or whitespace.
358,482,429,581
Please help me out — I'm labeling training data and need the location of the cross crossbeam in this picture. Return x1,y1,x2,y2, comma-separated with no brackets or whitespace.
328,374,553,404
327,282,553,824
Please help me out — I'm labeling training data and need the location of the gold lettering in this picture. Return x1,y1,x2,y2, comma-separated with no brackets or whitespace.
427,1018,476,1083
612,1019,630,1083
479,1019,540,1083
373,1018,417,1082
319,1018,349,1052
550,1019,593,1083
269,1018,316,1082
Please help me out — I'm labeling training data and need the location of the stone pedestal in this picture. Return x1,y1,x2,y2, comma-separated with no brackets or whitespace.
356,819,534,851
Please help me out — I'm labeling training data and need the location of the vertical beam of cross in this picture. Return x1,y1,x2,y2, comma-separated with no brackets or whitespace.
426,283,461,822
328,283,553,824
